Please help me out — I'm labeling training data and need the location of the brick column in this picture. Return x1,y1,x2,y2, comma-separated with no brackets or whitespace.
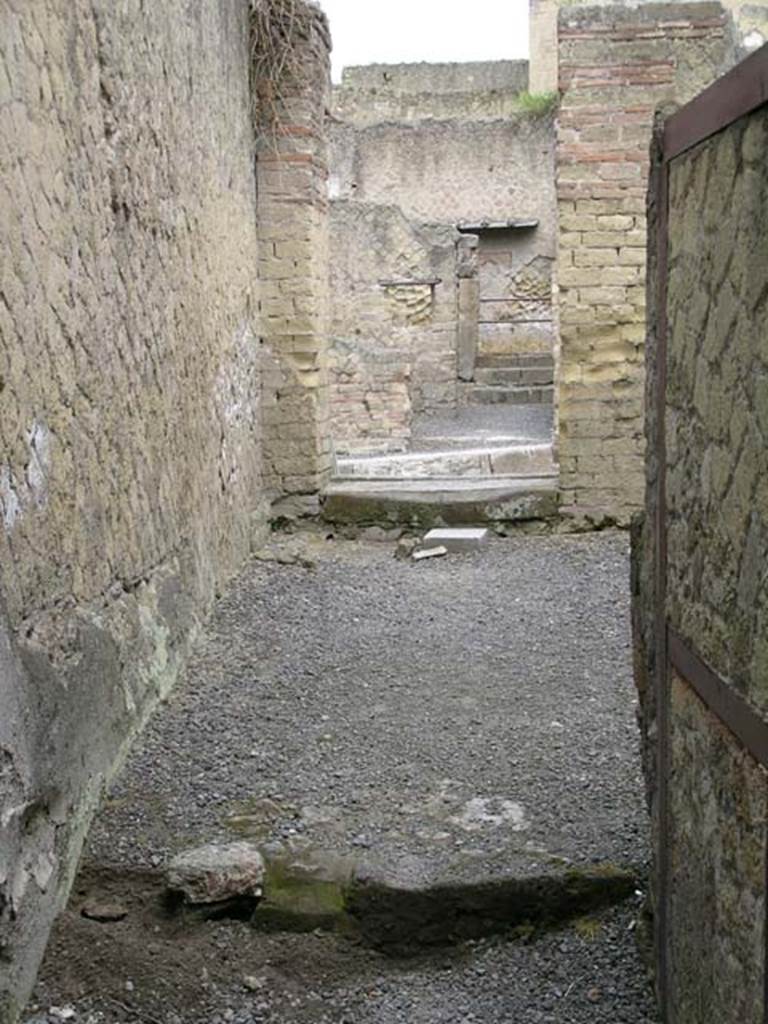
555,2,732,525
255,2,332,517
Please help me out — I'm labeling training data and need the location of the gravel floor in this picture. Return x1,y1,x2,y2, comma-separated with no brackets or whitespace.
29,530,659,1024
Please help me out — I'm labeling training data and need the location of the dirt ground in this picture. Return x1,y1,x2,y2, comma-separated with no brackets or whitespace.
26,530,659,1024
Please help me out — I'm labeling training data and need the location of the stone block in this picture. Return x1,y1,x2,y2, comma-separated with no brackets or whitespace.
421,528,490,552
166,842,265,905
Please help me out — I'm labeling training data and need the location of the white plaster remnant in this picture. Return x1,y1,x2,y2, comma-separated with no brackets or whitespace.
32,850,56,892
0,466,21,532
0,421,52,533
744,30,764,50
412,545,448,561
449,797,528,832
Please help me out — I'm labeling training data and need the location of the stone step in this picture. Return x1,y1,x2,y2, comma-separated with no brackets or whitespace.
474,366,554,387
475,352,554,369
323,476,559,527
334,443,556,480
461,384,555,406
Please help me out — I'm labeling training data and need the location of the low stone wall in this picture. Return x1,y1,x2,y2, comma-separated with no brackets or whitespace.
637,53,768,1021
555,1,737,524
0,3,271,1016
329,202,460,451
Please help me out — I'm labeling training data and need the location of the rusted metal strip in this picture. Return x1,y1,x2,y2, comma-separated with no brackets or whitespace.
664,43,768,161
765,831,768,1024
654,141,670,1021
668,635,768,1022
669,630,768,769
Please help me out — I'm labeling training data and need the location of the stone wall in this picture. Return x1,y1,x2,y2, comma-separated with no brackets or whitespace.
256,4,333,518
329,203,460,451
0,2,308,1016
555,2,737,524
638,60,768,1021
328,71,557,447
329,112,556,229
332,60,530,124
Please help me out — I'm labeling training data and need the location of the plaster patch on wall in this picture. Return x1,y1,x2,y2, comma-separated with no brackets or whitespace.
744,29,764,50
0,422,52,534
213,319,259,492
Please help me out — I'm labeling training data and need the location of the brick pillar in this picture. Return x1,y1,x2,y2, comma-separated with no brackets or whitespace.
255,2,332,516
555,2,732,525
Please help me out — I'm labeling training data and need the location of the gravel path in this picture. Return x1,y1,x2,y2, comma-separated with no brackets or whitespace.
29,530,659,1024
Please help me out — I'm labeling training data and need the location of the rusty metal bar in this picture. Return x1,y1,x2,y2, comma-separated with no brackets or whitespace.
668,630,768,770
654,141,671,1023
664,43,768,162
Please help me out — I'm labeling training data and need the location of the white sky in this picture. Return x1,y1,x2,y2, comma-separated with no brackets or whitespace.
319,0,530,82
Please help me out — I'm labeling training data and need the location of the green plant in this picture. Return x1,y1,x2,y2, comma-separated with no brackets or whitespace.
515,90,559,117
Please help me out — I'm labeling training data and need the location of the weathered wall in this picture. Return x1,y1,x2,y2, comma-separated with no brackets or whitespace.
555,2,737,524
257,4,333,518
330,112,556,231
638,65,768,1021
328,72,557,446
329,203,460,450
0,2,273,1016
530,0,768,92
332,60,530,124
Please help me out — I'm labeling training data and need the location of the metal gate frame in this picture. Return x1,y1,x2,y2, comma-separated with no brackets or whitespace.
653,43,768,1022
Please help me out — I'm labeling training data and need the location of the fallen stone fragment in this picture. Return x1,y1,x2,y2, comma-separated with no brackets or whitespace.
243,975,266,992
80,900,129,923
421,527,489,552
48,1009,76,1023
166,842,265,904
394,536,419,560
412,545,448,561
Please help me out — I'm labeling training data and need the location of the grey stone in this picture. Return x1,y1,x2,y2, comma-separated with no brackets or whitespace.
422,528,489,552
166,842,265,904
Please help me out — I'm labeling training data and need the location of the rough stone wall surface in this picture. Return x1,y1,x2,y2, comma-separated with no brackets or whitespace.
256,6,333,516
639,99,768,1021
338,60,530,95
664,109,768,699
329,202,460,450
556,2,736,524
330,114,556,231
332,60,530,125
0,2,267,1017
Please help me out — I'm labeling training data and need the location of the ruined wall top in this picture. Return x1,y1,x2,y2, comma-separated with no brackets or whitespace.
332,60,531,126
338,60,529,94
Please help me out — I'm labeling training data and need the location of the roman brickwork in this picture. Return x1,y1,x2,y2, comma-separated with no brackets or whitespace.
555,2,737,524
256,5,333,515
